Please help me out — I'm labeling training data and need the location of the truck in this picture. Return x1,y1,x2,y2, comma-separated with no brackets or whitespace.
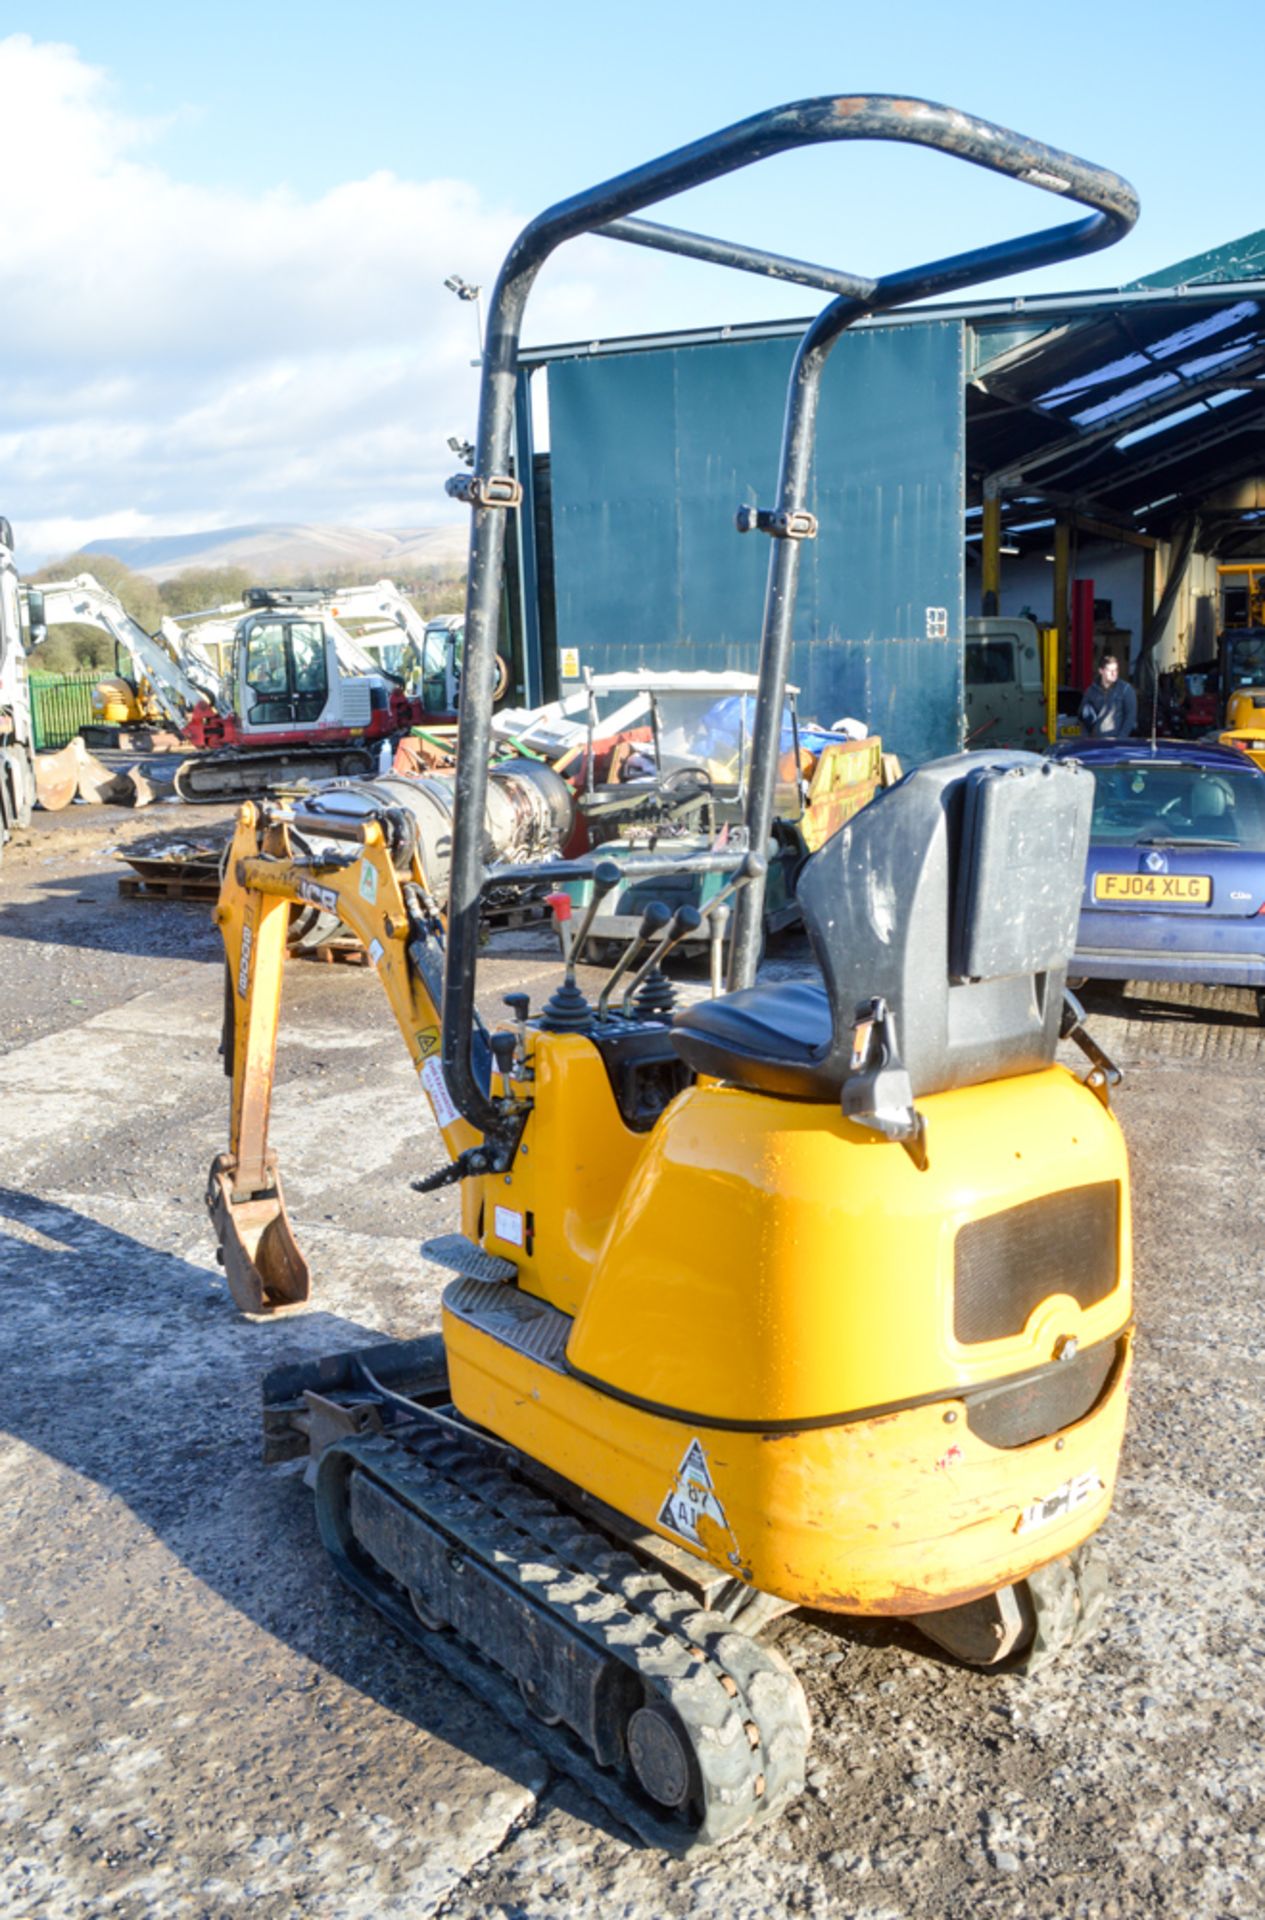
963,615,1062,748
0,518,37,864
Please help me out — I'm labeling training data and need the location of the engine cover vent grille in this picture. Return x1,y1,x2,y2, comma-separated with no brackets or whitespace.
955,1182,1118,1346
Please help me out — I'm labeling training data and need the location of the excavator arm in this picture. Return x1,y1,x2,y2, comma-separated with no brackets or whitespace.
208,797,490,1313
24,574,219,725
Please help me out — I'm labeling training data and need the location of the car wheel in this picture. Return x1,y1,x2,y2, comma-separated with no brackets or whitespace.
1255,990,1265,1026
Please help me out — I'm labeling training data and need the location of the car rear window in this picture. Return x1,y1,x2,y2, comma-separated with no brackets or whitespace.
1088,760,1265,847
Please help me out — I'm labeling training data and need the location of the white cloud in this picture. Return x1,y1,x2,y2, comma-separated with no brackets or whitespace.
0,33,651,565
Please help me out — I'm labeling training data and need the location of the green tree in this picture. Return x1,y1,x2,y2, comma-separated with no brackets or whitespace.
159,567,255,616
407,568,467,619
27,622,118,674
31,550,165,635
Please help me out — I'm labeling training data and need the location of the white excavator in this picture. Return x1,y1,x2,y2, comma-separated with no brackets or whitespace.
23,575,485,802
0,518,38,862
23,572,222,737
172,583,483,715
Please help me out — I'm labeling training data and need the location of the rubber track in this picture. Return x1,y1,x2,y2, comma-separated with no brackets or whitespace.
173,745,378,803
315,1420,810,1851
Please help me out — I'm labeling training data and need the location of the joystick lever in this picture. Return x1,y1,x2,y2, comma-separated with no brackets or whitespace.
623,904,703,1018
597,901,672,1022
569,860,622,974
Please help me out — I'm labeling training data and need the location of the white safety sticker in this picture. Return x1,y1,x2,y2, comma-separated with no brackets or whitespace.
658,1438,730,1548
368,938,384,967
419,1056,459,1130
236,924,253,998
359,859,378,904
494,1205,525,1247
1015,1468,1103,1535
925,605,949,639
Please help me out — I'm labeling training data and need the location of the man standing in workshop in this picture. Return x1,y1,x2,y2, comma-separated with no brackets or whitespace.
1080,653,1138,739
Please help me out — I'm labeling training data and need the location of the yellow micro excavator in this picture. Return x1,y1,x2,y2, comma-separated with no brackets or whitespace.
207,98,1139,1850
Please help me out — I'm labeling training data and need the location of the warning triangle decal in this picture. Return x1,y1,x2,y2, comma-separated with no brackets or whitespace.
657,1437,730,1547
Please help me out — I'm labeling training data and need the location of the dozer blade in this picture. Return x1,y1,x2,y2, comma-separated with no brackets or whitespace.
206,1150,311,1314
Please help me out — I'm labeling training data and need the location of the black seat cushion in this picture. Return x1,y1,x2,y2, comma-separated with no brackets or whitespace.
672,979,834,1099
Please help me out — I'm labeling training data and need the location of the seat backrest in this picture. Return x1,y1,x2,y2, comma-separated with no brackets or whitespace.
1190,778,1228,823
796,751,1093,1098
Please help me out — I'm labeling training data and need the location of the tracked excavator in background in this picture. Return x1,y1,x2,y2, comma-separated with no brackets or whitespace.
25,573,486,802
23,572,222,739
208,98,1139,1849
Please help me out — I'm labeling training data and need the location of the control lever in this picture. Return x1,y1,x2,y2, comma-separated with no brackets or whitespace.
694,851,768,998
708,903,730,999
570,860,622,972
596,901,672,1023
623,904,702,1018
489,1030,518,1087
1060,989,1122,1106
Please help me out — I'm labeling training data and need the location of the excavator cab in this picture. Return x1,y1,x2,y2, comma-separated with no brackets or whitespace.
210,96,1139,1850
239,614,333,729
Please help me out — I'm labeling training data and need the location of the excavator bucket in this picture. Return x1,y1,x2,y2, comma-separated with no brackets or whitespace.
34,741,81,812
205,1150,311,1314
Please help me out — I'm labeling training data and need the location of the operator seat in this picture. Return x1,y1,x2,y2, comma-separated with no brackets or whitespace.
671,752,1094,1102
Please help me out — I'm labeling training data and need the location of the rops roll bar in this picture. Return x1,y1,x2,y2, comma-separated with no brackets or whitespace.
443,95,1138,1144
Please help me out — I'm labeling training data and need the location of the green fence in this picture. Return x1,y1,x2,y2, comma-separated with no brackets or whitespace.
29,670,100,752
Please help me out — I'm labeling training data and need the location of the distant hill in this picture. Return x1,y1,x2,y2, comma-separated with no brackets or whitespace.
83,522,469,584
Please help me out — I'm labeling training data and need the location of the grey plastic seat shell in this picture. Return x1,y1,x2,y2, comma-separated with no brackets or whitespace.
671,751,1094,1102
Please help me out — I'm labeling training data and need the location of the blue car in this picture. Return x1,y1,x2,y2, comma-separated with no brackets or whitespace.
1049,738,1265,1017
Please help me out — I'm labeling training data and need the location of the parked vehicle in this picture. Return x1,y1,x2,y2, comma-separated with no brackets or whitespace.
1050,737,1265,1015
548,670,882,971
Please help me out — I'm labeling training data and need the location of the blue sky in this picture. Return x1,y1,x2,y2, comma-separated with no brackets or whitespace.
3,3,1261,563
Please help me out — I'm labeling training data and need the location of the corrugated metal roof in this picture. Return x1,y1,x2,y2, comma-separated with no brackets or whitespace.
968,278,1265,550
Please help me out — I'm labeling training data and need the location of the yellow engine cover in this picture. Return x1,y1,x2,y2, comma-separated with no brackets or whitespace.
1225,687,1265,733
447,1062,1132,1614
93,677,141,725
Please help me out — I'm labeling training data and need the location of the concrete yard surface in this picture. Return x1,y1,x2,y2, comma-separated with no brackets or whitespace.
1,805,1263,1919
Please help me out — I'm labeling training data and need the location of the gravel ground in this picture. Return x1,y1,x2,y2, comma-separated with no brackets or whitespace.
1,803,1262,1919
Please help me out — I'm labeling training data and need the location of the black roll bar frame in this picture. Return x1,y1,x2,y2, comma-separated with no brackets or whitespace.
442,94,1138,1145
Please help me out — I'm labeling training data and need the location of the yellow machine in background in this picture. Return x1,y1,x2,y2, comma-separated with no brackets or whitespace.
92,672,160,729
206,97,1139,1850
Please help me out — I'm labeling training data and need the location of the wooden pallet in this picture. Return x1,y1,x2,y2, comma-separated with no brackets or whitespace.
118,873,220,902
291,940,371,967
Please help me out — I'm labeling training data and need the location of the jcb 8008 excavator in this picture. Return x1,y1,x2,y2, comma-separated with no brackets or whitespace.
208,97,1139,1850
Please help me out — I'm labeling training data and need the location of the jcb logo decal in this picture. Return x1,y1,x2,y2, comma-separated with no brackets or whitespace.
298,879,339,913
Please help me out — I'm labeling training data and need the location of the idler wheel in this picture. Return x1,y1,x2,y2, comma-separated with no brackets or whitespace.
626,1704,696,1809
